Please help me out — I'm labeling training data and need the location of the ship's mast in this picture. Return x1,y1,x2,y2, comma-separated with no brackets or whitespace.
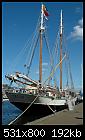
60,10,63,91
39,4,45,83
81,63,83,93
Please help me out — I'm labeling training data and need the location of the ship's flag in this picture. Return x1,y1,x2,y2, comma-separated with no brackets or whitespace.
42,4,49,19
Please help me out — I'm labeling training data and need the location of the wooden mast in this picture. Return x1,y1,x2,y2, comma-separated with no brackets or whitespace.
60,10,63,91
39,4,44,83
39,30,42,83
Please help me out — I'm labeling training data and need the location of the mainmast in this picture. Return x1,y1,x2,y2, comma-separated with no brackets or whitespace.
39,4,45,83
60,10,63,91
81,63,83,93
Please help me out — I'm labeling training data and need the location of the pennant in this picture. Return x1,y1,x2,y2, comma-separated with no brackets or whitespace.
42,4,49,17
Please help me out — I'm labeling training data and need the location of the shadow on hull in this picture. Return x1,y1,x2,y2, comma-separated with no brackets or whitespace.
10,102,68,125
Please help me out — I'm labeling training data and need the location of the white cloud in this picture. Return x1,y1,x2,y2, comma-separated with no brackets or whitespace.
36,68,46,74
42,62,48,66
78,18,83,26
36,62,48,74
68,18,83,41
36,71,39,74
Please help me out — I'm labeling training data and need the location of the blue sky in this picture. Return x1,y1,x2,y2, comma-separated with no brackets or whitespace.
2,2,83,89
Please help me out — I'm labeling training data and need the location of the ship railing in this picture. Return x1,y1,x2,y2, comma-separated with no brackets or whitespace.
5,89,15,93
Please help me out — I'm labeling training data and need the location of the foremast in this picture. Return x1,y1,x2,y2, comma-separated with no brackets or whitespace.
39,4,45,84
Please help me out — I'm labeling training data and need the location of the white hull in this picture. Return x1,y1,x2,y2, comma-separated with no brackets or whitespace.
6,92,66,106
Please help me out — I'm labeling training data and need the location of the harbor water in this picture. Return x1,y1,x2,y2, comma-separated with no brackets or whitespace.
2,100,67,125
2,101,22,125
2,101,52,125
2,95,83,125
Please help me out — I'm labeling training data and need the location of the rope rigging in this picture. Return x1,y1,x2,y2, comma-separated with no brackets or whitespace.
25,14,40,65
26,33,39,76
23,14,41,75
6,7,74,91
68,59,74,89
62,31,69,88
63,31,74,89
52,30,60,62
8,31,36,73
7,14,40,75
51,30,60,85
44,31,57,88
43,54,66,85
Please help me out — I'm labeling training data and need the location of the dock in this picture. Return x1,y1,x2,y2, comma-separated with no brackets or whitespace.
25,103,83,125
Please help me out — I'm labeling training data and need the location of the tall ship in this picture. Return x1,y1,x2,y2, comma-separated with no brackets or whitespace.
5,4,79,114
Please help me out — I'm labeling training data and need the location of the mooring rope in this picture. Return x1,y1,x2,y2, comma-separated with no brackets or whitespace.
47,105,56,114
8,93,40,125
